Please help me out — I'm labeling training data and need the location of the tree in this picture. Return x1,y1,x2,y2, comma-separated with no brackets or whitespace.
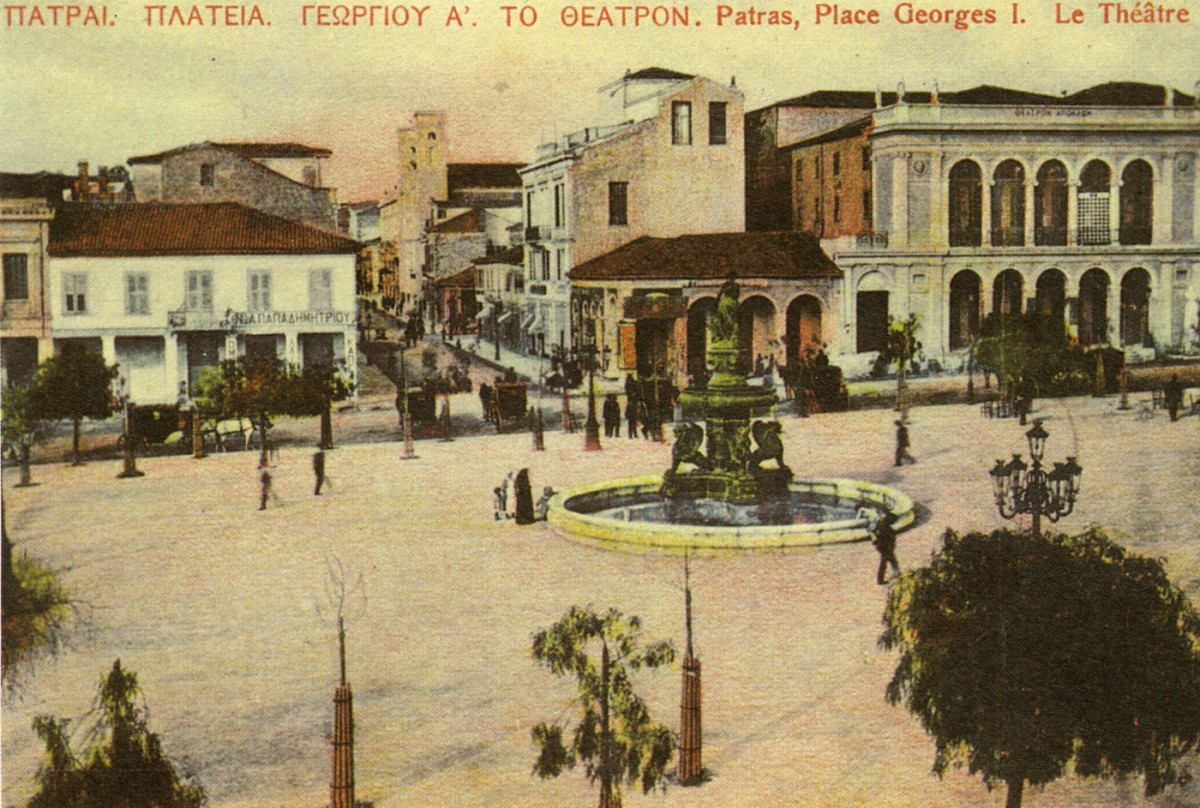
2,382,52,486
284,361,354,450
31,345,118,465
29,659,206,808
532,606,677,808
971,312,1089,399
881,527,1200,808
1,520,72,689
871,313,922,414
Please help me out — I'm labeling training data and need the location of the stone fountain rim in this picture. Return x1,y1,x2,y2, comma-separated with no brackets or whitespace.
546,474,916,551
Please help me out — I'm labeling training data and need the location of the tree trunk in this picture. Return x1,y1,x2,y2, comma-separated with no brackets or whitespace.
71,417,82,465
1005,778,1024,808
320,400,333,450
598,642,619,808
17,443,32,487
259,413,270,469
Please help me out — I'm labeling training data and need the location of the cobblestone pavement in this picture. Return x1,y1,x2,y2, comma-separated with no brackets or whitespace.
2,392,1198,808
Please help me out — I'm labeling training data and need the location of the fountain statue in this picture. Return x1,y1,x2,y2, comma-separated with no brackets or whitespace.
662,280,792,504
546,280,914,550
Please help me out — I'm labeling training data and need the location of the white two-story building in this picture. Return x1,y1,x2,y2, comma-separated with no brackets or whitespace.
47,202,359,404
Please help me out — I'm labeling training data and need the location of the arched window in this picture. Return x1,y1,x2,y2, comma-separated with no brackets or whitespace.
948,161,982,247
1078,161,1112,245
1078,268,1109,345
993,269,1024,321
948,271,981,350
1034,161,1068,246
991,161,1025,246
1119,161,1153,245
785,295,823,369
1119,268,1152,347
1033,269,1067,343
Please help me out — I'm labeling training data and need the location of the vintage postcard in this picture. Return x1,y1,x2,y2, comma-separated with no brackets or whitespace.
2,3,1199,807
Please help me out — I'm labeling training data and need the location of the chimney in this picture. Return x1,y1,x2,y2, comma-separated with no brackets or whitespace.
77,161,89,201
330,616,355,808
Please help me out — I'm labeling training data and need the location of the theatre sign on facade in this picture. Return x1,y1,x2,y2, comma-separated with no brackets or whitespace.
755,82,1200,375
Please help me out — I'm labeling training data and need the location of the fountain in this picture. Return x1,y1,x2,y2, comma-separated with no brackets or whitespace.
547,281,914,551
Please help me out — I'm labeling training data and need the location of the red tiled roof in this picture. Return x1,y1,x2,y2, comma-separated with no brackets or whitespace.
473,245,524,266
626,67,694,81
570,232,839,282
1064,82,1194,107
431,266,477,288
430,208,485,234
128,142,332,164
48,203,358,257
447,163,523,190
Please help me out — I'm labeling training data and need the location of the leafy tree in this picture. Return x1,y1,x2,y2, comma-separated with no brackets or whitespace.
871,313,922,413
29,659,205,808
31,345,118,465
194,357,352,456
881,527,1200,808
2,383,52,486
532,606,677,808
971,312,1089,398
1,520,72,689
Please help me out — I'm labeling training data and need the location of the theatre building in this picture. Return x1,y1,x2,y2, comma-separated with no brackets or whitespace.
47,203,359,404
770,82,1200,372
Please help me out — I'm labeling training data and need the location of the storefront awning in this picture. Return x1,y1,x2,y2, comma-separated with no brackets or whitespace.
521,313,537,330
477,303,494,320
498,311,515,324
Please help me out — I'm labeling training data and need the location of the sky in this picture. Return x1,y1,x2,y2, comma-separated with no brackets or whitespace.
3,1,1197,200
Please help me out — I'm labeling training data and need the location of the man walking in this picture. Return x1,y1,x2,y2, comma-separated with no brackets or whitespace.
312,449,328,495
873,512,901,585
1164,373,1185,422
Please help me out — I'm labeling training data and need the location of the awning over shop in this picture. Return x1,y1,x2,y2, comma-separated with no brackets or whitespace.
477,303,494,320
498,310,515,324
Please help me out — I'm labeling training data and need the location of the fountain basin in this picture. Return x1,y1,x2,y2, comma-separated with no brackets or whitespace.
547,475,915,552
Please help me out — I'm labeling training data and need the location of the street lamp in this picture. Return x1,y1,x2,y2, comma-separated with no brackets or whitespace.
115,376,144,479
989,419,1082,537
577,343,601,451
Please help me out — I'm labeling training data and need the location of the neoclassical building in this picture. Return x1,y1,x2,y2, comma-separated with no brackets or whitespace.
774,82,1199,373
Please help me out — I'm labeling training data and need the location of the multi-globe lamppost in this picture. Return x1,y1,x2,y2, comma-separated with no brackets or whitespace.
989,419,1083,537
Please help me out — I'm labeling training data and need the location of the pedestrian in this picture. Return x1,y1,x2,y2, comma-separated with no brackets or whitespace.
873,512,901,585
603,393,620,438
312,449,328,495
1164,373,1184,422
638,399,652,439
626,396,639,439
492,486,505,520
514,468,535,525
480,383,493,423
535,486,556,521
894,419,915,466
502,471,516,519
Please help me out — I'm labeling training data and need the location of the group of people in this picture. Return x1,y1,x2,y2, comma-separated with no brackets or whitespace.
601,392,663,440
493,468,555,524
258,448,332,510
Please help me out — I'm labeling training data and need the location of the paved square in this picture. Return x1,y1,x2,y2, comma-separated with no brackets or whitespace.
3,393,1198,808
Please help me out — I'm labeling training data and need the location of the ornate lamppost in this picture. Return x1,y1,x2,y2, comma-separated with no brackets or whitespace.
577,343,602,451
989,419,1082,537
115,376,144,479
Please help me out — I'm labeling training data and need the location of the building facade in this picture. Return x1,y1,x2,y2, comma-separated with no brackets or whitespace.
128,142,338,232
46,203,358,405
571,232,840,387
0,196,55,387
769,83,1200,372
521,68,745,365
